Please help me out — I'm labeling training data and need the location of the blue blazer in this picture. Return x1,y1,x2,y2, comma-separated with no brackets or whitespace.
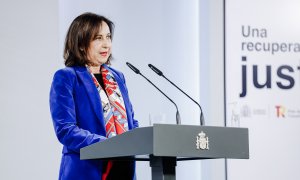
49,64,138,180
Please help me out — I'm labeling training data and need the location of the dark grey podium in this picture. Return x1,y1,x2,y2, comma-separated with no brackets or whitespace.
80,124,249,180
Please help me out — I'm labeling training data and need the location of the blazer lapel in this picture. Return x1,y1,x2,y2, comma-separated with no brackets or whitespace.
74,66,104,123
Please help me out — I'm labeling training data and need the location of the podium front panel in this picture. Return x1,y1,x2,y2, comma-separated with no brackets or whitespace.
80,124,249,160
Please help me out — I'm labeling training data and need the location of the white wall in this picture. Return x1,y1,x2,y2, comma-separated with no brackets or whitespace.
0,0,60,180
0,0,227,179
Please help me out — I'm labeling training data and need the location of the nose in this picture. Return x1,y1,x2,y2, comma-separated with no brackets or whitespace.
102,39,111,49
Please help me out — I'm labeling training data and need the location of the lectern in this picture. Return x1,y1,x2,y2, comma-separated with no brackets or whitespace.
80,124,249,180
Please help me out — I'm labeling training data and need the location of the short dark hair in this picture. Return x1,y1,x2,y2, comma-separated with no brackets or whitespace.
64,12,114,67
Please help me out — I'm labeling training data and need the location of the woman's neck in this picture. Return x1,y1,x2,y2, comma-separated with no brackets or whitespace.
89,65,101,74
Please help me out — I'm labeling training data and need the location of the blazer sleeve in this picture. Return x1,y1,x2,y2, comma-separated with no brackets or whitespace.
49,68,106,153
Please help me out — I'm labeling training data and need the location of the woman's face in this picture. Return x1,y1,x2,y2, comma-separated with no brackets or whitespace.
87,21,112,66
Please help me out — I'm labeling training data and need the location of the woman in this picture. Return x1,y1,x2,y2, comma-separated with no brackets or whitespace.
49,12,139,180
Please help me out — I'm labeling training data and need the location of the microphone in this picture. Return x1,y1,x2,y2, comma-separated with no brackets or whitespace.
126,62,181,125
148,64,205,126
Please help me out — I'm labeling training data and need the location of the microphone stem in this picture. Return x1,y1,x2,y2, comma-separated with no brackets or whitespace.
140,73,181,122
162,75,205,125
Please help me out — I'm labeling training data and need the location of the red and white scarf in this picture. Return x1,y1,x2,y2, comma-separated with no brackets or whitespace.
87,65,129,138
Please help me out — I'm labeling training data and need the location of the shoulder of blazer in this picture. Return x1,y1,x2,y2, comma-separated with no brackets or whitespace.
52,66,84,87
57,66,87,75
53,67,75,79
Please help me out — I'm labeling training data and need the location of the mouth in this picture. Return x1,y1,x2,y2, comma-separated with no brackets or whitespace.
100,52,108,57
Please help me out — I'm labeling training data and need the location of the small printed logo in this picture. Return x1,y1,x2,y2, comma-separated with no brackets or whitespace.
275,105,286,118
196,131,209,150
240,105,251,118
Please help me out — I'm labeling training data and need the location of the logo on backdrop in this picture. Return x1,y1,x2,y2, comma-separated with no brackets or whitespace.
275,105,286,118
228,103,300,121
274,105,300,118
240,105,251,118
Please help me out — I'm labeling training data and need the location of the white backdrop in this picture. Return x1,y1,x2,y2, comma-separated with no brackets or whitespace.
225,0,300,179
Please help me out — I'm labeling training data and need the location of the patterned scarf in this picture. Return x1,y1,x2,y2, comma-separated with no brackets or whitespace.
87,65,129,137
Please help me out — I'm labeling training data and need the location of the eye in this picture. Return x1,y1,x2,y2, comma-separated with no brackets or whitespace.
95,35,102,40
106,34,112,40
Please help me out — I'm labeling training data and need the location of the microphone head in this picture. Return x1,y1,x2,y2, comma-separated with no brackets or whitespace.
126,62,140,74
148,64,163,76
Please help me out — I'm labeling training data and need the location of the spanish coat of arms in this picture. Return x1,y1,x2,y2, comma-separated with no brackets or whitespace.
196,131,209,150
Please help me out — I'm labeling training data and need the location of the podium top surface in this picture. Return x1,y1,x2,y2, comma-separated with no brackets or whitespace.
80,124,249,160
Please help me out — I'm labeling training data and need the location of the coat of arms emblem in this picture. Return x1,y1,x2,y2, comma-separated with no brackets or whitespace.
196,131,209,150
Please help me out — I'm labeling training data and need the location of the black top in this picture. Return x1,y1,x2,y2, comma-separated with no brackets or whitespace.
93,73,105,89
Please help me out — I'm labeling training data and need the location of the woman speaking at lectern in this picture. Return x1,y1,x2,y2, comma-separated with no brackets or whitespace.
49,12,139,180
